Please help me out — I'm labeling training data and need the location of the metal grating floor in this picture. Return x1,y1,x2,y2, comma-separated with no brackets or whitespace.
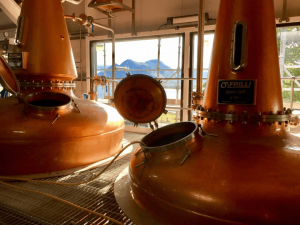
0,132,145,225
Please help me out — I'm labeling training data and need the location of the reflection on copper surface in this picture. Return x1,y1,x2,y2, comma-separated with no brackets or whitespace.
0,0,124,178
124,0,300,224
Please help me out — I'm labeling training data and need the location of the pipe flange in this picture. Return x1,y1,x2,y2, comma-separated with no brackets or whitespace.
197,108,292,123
19,81,76,88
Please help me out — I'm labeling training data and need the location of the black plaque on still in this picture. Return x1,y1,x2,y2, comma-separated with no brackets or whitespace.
8,53,24,69
218,80,256,105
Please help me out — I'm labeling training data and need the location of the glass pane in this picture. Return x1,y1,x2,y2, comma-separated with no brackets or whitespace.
157,110,180,127
160,37,182,69
277,27,300,111
160,37,183,109
192,33,215,93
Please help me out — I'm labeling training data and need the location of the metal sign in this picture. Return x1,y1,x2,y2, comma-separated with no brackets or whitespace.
8,53,24,69
218,79,256,105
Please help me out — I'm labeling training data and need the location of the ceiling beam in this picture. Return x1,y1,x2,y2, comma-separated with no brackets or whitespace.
0,0,20,24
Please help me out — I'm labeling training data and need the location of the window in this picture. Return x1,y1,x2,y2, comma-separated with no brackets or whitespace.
91,35,184,128
191,33,215,93
277,26,300,111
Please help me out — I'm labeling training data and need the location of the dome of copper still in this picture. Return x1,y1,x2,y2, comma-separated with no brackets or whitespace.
0,0,124,178
125,0,300,224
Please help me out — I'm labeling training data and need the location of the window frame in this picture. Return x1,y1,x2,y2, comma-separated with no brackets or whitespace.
90,33,186,131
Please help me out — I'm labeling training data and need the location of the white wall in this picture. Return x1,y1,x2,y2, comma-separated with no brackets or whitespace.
85,0,218,36
83,0,300,36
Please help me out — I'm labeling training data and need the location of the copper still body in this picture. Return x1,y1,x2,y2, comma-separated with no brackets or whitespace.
0,0,124,177
127,0,300,224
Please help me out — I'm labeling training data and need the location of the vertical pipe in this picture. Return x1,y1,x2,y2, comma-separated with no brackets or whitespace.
92,22,115,98
279,29,286,88
290,77,295,109
80,25,83,96
176,37,181,106
282,0,288,21
108,81,111,101
111,32,115,98
108,16,112,37
196,0,205,93
104,43,106,77
157,39,161,78
132,0,136,36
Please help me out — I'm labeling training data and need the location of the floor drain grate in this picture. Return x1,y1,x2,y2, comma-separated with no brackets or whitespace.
0,132,144,225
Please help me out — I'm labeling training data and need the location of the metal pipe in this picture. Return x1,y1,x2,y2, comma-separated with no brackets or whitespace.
107,79,118,98
98,69,204,72
196,0,205,93
105,77,199,81
80,25,83,95
93,21,116,98
165,107,193,111
107,79,119,85
157,39,161,78
290,77,295,109
132,0,136,36
63,0,83,4
176,37,181,105
64,15,73,19
281,77,300,80
104,43,106,77
64,14,84,23
159,78,198,81
108,81,111,100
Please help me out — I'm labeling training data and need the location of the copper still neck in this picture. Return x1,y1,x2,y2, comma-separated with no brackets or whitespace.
13,0,77,83
200,0,288,135
204,0,282,113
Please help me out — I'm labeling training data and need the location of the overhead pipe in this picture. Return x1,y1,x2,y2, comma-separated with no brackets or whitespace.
62,0,83,4
196,0,205,93
65,14,116,98
191,0,205,109
92,21,116,98
92,22,116,82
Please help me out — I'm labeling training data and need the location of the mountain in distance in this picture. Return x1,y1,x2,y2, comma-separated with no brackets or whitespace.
96,59,209,99
97,59,180,88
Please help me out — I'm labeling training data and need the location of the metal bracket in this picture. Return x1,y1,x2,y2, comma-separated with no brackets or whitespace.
198,124,218,137
22,105,27,122
135,158,147,168
154,120,158,129
279,0,290,23
180,145,191,166
149,120,159,131
149,122,154,131
72,99,81,113
51,109,60,125
134,144,148,156
135,149,148,180
15,16,25,45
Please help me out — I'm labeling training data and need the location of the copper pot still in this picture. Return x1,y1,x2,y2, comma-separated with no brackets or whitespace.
124,0,300,224
0,0,124,178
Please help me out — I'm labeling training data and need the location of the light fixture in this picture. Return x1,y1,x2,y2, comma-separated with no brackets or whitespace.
167,13,209,27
